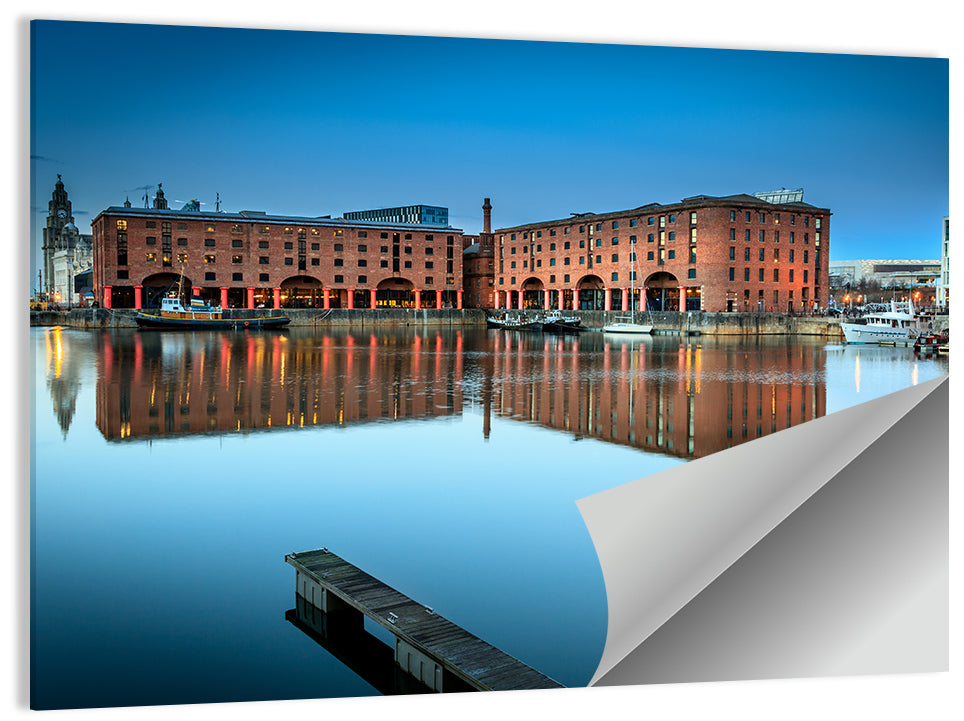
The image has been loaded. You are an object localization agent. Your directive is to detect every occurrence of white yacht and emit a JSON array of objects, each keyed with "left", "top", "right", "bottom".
[{"left": 840, "top": 300, "right": 926, "bottom": 344}]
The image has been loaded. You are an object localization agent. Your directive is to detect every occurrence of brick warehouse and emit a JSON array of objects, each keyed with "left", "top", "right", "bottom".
[
  {"left": 91, "top": 187, "right": 465, "bottom": 310},
  {"left": 492, "top": 193, "right": 830, "bottom": 314}
]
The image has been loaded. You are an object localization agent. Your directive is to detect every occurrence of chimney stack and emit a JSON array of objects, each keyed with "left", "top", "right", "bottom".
[{"left": 482, "top": 197, "right": 492, "bottom": 235}]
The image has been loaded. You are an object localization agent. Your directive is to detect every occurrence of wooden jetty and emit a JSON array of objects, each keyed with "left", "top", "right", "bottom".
[{"left": 285, "top": 548, "right": 564, "bottom": 693}]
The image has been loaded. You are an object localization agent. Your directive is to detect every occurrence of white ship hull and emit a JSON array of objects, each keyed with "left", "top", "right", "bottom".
[
  {"left": 601, "top": 322, "right": 654, "bottom": 334},
  {"left": 840, "top": 322, "right": 914, "bottom": 344}
]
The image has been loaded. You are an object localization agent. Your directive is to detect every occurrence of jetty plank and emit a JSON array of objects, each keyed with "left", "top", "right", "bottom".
[{"left": 286, "top": 549, "right": 563, "bottom": 692}]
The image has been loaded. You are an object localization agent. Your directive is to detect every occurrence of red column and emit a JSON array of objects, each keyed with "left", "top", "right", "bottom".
[
  {"left": 572, "top": 287, "right": 579, "bottom": 311},
  {"left": 347, "top": 288, "right": 354, "bottom": 309},
  {"left": 558, "top": 291, "right": 564, "bottom": 311},
  {"left": 220, "top": 287, "right": 228, "bottom": 308},
  {"left": 273, "top": 287, "right": 281, "bottom": 309},
  {"left": 543, "top": 289, "right": 550, "bottom": 310},
  {"left": 370, "top": 289, "right": 377, "bottom": 309},
  {"left": 457, "top": 290, "right": 463, "bottom": 310},
  {"left": 622, "top": 288, "right": 629, "bottom": 311},
  {"left": 323, "top": 288, "right": 330, "bottom": 310},
  {"left": 679, "top": 285, "right": 686, "bottom": 312},
  {"left": 517, "top": 292, "right": 524, "bottom": 311},
  {"left": 246, "top": 288, "right": 255, "bottom": 309},
  {"left": 414, "top": 289, "right": 421, "bottom": 309},
  {"left": 103, "top": 286, "right": 112, "bottom": 309},
  {"left": 604, "top": 287, "right": 611, "bottom": 311},
  {"left": 133, "top": 285, "right": 143, "bottom": 309}
]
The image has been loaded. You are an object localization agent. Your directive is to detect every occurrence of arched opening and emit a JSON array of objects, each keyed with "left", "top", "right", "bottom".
[
  {"left": 576, "top": 275, "right": 605, "bottom": 310},
  {"left": 376, "top": 277, "right": 415, "bottom": 308},
  {"left": 644, "top": 271, "right": 680, "bottom": 311},
  {"left": 521, "top": 277, "right": 545, "bottom": 309},
  {"left": 280, "top": 276, "right": 324, "bottom": 308},
  {"left": 141, "top": 272, "right": 184, "bottom": 307}
]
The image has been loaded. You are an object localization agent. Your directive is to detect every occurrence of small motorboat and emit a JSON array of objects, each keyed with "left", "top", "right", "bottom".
[{"left": 542, "top": 311, "right": 583, "bottom": 333}]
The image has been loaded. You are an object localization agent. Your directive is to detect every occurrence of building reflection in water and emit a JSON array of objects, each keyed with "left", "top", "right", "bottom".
[
  {"left": 480, "top": 331, "right": 826, "bottom": 459},
  {"left": 90, "top": 328, "right": 825, "bottom": 460},
  {"left": 94, "top": 329, "right": 464, "bottom": 441},
  {"left": 43, "top": 326, "right": 83, "bottom": 438}
]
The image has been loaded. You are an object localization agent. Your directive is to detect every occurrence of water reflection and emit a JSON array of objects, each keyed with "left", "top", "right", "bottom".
[
  {"left": 82, "top": 327, "right": 831, "bottom": 459},
  {"left": 285, "top": 596, "right": 438, "bottom": 696},
  {"left": 93, "top": 329, "right": 464, "bottom": 441},
  {"left": 43, "top": 326, "right": 83, "bottom": 437},
  {"left": 483, "top": 332, "right": 826, "bottom": 458}
]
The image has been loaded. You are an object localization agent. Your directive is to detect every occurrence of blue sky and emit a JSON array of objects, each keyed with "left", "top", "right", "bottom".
[{"left": 29, "top": 21, "right": 948, "bottom": 291}]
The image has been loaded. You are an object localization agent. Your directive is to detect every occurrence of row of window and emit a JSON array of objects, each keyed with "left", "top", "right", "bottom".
[
  {"left": 728, "top": 268, "right": 810, "bottom": 283},
  {"left": 729, "top": 228, "right": 820, "bottom": 245},
  {"left": 502, "top": 212, "right": 698, "bottom": 242},
  {"left": 499, "top": 269, "right": 700, "bottom": 286},
  {"left": 112, "top": 269, "right": 452, "bottom": 286},
  {"left": 728, "top": 210, "right": 820, "bottom": 227},
  {"left": 137, "top": 238, "right": 455, "bottom": 257},
  {"left": 729, "top": 247, "right": 812, "bottom": 263},
  {"left": 507, "top": 246, "right": 698, "bottom": 270},
  {"left": 117, "top": 219, "right": 457, "bottom": 242}
]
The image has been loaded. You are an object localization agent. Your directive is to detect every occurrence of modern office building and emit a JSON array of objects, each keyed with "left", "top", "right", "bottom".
[
  {"left": 91, "top": 187, "right": 464, "bottom": 310},
  {"left": 492, "top": 192, "right": 830, "bottom": 314},
  {"left": 344, "top": 205, "right": 448, "bottom": 226},
  {"left": 828, "top": 259, "right": 941, "bottom": 289}
]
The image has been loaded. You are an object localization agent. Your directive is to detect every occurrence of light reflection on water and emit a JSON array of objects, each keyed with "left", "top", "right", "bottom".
[{"left": 31, "top": 326, "right": 948, "bottom": 709}]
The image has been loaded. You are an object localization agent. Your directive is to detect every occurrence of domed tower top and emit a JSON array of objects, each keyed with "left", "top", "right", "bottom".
[{"left": 153, "top": 183, "right": 168, "bottom": 210}]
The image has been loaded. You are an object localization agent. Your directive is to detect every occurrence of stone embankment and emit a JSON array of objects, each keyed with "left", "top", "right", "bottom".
[{"left": 29, "top": 307, "right": 858, "bottom": 338}]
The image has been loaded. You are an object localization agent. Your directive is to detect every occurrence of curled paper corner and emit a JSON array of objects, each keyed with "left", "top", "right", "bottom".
[{"left": 578, "top": 376, "right": 948, "bottom": 687}]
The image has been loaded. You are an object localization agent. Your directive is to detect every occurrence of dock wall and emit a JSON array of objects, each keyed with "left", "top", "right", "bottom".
[{"left": 30, "top": 307, "right": 858, "bottom": 338}]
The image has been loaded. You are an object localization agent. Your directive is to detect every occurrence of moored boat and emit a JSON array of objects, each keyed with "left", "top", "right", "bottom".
[
  {"left": 486, "top": 313, "right": 542, "bottom": 331},
  {"left": 601, "top": 249, "right": 652, "bottom": 334},
  {"left": 840, "top": 300, "right": 926, "bottom": 344},
  {"left": 913, "top": 329, "right": 949, "bottom": 354},
  {"left": 601, "top": 319, "right": 654, "bottom": 334},
  {"left": 542, "top": 311, "right": 583, "bottom": 333},
  {"left": 134, "top": 292, "right": 290, "bottom": 330}
]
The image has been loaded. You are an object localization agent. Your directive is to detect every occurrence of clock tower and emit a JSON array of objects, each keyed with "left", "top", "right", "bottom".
[{"left": 42, "top": 175, "right": 75, "bottom": 297}]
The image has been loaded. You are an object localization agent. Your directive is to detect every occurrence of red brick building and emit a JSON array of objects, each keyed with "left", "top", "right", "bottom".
[
  {"left": 492, "top": 193, "right": 830, "bottom": 313},
  {"left": 91, "top": 187, "right": 465, "bottom": 310}
]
